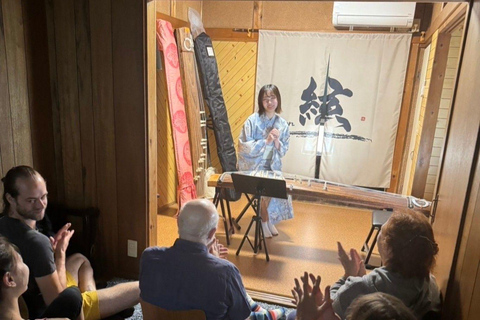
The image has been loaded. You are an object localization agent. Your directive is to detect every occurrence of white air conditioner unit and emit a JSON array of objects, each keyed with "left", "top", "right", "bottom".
[{"left": 332, "top": 2, "right": 416, "bottom": 29}]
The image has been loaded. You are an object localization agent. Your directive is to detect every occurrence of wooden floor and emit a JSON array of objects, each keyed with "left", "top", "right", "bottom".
[{"left": 157, "top": 196, "right": 377, "bottom": 299}]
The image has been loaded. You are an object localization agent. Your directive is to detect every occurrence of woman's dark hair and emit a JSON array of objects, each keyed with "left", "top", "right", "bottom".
[
  {"left": 0, "top": 237, "right": 20, "bottom": 300},
  {"left": 1, "top": 166, "right": 40, "bottom": 215},
  {"left": 346, "top": 292, "right": 416, "bottom": 320},
  {"left": 257, "top": 84, "right": 282, "bottom": 115},
  {"left": 381, "top": 211, "right": 439, "bottom": 279}
]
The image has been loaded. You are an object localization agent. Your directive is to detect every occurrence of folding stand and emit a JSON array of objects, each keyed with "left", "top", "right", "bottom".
[
  {"left": 232, "top": 173, "right": 288, "bottom": 261},
  {"left": 212, "top": 188, "right": 234, "bottom": 245}
]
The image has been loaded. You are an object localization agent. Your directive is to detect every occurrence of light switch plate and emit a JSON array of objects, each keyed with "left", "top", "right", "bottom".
[{"left": 127, "top": 240, "right": 137, "bottom": 258}]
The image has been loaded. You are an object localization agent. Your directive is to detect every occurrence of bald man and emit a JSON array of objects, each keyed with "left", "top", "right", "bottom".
[{"left": 139, "top": 199, "right": 251, "bottom": 320}]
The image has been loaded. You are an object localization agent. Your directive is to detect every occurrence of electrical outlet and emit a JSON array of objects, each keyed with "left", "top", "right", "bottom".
[{"left": 127, "top": 240, "right": 137, "bottom": 258}]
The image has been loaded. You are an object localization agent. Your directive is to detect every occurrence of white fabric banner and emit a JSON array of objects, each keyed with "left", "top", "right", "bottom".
[{"left": 256, "top": 31, "right": 411, "bottom": 187}]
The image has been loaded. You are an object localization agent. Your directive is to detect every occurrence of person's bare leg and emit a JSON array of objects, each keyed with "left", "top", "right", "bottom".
[
  {"left": 96, "top": 281, "right": 140, "bottom": 318},
  {"left": 260, "top": 198, "right": 273, "bottom": 238},
  {"left": 66, "top": 253, "right": 96, "bottom": 292},
  {"left": 260, "top": 197, "right": 271, "bottom": 222}
]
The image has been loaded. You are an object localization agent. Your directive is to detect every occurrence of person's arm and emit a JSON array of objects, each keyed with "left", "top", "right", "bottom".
[
  {"left": 291, "top": 272, "right": 340, "bottom": 320},
  {"left": 274, "top": 121, "right": 290, "bottom": 157},
  {"left": 36, "top": 271, "right": 69, "bottom": 306},
  {"left": 49, "top": 223, "right": 74, "bottom": 289},
  {"left": 238, "top": 117, "right": 268, "bottom": 158},
  {"left": 227, "top": 266, "right": 252, "bottom": 320},
  {"left": 331, "top": 277, "right": 371, "bottom": 320}
]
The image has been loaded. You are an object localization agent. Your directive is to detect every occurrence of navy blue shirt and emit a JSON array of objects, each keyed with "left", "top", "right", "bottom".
[{"left": 139, "top": 239, "right": 251, "bottom": 320}]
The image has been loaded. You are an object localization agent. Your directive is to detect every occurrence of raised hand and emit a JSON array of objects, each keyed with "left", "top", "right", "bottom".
[
  {"left": 270, "top": 128, "right": 280, "bottom": 140},
  {"left": 208, "top": 237, "right": 228, "bottom": 259},
  {"left": 217, "top": 242, "right": 229, "bottom": 260},
  {"left": 292, "top": 272, "right": 340, "bottom": 320},
  {"left": 337, "top": 242, "right": 365, "bottom": 278},
  {"left": 49, "top": 223, "right": 74, "bottom": 256}
]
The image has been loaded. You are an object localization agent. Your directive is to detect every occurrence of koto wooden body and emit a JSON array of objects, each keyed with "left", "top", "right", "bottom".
[
  {"left": 208, "top": 173, "right": 431, "bottom": 216},
  {"left": 175, "top": 27, "right": 207, "bottom": 197}
]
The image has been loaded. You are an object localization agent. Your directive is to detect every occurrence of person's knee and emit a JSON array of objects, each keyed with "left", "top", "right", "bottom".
[
  {"left": 42, "top": 286, "right": 83, "bottom": 319},
  {"left": 68, "top": 253, "right": 90, "bottom": 264}
]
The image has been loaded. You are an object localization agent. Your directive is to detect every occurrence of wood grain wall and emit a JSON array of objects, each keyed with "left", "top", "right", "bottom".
[
  {"left": 42, "top": 0, "right": 149, "bottom": 278},
  {"left": 0, "top": 0, "right": 43, "bottom": 207},
  {"left": 434, "top": 2, "right": 480, "bottom": 318}
]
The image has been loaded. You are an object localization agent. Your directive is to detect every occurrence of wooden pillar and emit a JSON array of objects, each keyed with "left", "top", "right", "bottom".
[{"left": 411, "top": 32, "right": 451, "bottom": 198}]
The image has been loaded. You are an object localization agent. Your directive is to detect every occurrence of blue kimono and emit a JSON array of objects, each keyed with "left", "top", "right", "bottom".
[{"left": 238, "top": 113, "right": 294, "bottom": 224}]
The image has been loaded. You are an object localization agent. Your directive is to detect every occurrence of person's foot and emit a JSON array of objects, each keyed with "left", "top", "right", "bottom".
[
  {"left": 262, "top": 222, "right": 272, "bottom": 238},
  {"left": 267, "top": 221, "right": 278, "bottom": 236}
]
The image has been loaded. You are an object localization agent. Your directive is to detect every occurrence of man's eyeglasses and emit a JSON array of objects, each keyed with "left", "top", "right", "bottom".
[{"left": 262, "top": 96, "right": 277, "bottom": 102}]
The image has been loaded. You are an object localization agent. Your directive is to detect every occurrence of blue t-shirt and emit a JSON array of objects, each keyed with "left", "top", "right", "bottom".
[{"left": 139, "top": 239, "right": 251, "bottom": 320}]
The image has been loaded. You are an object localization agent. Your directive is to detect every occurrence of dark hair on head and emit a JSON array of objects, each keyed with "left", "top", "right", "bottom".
[
  {"left": 257, "top": 84, "right": 282, "bottom": 115},
  {"left": 381, "top": 211, "right": 438, "bottom": 279},
  {"left": 1, "top": 166, "right": 41, "bottom": 215},
  {"left": 0, "top": 237, "right": 20, "bottom": 300},
  {"left": 346, "top": 292, "right": 416, "bottom": 320}
]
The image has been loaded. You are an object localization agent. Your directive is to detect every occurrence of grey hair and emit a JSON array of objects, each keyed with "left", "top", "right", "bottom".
[{"left": 177, "top": 199, "right": 219, "bottom": 244}]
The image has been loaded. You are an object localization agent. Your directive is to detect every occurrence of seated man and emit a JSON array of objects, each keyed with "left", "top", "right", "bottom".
[
  {"left": 0, "top": 166, "right": 140, "bottom": 320},
  {"left": 139, "top": 199, "right": 285, "bottom": 320}
]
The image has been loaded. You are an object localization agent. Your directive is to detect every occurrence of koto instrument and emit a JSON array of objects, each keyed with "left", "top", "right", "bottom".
[
  {"left": 208, "top": 172, "right": 431, "bottom": 217},
  {"left": 175, "top": 27, "right": 207, "bottom": 197},
  {"left": 157, "top": 20, "right": 196, "bottom": 207},
  {"left": 193, "top": 32, "right": 240, "bottom": 201}
]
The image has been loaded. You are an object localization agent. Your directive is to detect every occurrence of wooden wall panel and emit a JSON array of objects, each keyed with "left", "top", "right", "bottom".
[
  {"left": 1, "top": 0, "right": 33, "bottom": 167},
  {"left": 407, "top": 34, "right": 437, "bottom": 195},
  {"left": 432, "top": 0, "right": 480, "bottom": 296},
  {"left": 42, "top": 0, "right": 149, "bottom": 277},
  {"left": 441, "top": 2, "right": 480, "bottom": 318},
  {"left": 89, "top": 0, "right": 118, "bottom": 275},
  {"left": 53, "top": 0, "right": 84, "bottom": 208},
  {"left": 74, "top": 0, "right": 97, "bottom": 208},
  {"left": 45, "top": 0, "right": 65, "bottom": 203},
  {"left": 411, "top": 32, "right": 451, "bottom": 198},
  {"left": 262, "top": 1, "right": 335, "bottom": 31},
  {"left": 22, "top": 0, "right": 58, "bottom": 201},
  {"left": 171, "top": 1, "right": 201, "bottom": 22},
  {"left": 388, "top": 38, "right": 421, "bottom": 193},
  {"left": 0, "top": 1, "right": 15, "bottom": 176},
  {"left": 112, "top": 0, "right": 147, "bottom": 276},
  {"left": 147, "top": 1, "right": 158, "bottom": 247},
  {"left": 202, "top": 1, "right": 253, "bottom": 29}
]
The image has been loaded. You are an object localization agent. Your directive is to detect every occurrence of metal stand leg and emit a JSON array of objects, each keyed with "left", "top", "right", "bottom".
[
  {"left": 235, "top": 196, "right": 269, "bottom": 261},
  {"left": 213, "top": 188, "right": 231, "bottom": 245},
  {"left": 233, "top": 194, "right": 254, "bottom": 230}
]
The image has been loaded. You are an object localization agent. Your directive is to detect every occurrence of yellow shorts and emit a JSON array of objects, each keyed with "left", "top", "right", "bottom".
[{"left": 66, "top": 271, "right": 101, "bottom": 320}]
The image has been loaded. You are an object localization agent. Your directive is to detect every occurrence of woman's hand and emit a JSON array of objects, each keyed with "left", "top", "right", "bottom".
[
  {"left": 292, "top": 272, "right": 340, "bottom": 320},
  {"left": 269, "top": 128, "right": 281, "bottom": 149},
  {"left": 337, "top": 242, "right": 366, "bottom": 278}
]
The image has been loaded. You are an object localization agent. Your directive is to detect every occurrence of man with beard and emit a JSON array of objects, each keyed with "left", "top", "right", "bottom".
[{"left": 0, "top": 166, "right": 140, "bottom": 320}]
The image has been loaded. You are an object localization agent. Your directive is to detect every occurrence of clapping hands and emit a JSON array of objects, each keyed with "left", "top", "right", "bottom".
[
  {"left": 292, "top": 272, "right": 340, "bottom": 320},
  {"left": 337, "top": 242, "right": 366, "bottom": 278},
  {"left": 208, "top": 238, "right": 228, "bottom": 260},
  {"left": 49, "top": 223, "right": 74, "bottom": 257}
]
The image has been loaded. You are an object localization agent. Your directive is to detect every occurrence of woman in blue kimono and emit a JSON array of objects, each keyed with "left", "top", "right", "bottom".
[{"left": 238, "top": 84, "right": 294, "bottom": 238}]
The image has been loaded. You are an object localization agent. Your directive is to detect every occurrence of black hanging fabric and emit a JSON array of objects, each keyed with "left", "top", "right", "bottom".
[{"left": 194, "top": 32, "right": 241, "bottom": 201}]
